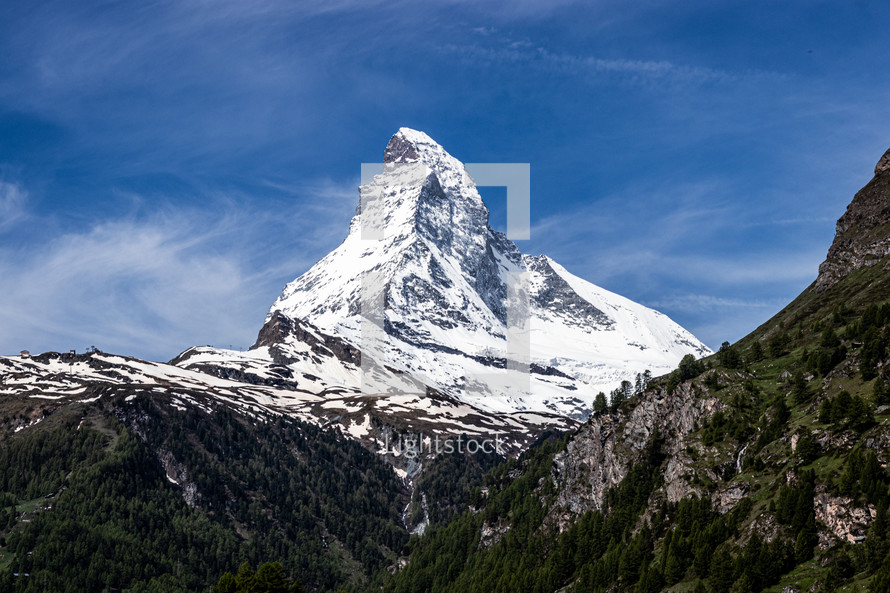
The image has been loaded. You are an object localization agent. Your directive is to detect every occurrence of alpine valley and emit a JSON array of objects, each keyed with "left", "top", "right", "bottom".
[{"left": 1, "top": 133, "right": 890, "bottom": 593}]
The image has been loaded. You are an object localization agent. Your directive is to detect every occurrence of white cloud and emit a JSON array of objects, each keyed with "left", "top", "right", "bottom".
[
  {"left": 0, "top": 178, "right": 358, "bottom": 361},
  {"left": 646, "top": 294, "right": 788, "bottom": 313},
  {"left": 443, "top": 42, "right": 785, "bottom": 87}
]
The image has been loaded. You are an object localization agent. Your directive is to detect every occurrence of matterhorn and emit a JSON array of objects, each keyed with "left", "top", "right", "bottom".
[{"left": 183, "top": 128, "right": 710, "bottom": 418}]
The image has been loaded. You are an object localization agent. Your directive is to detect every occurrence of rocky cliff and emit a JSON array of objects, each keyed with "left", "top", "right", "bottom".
[
  {"left": 816, "top": 147, "right": 890, "bottom": 292},
  {"left": 551, "top": 379, "right": 723, "bottom": 528}
]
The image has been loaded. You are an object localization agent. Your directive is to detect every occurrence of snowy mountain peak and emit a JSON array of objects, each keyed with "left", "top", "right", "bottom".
[
  {"left": 383, "top": 128, "right": 459, "bottom": 171},
  {"left": 257, "top": 129, "right": 711, "bottom": 417},
  {"left": 384, "top": 128, "right": 435, "bottom": 163},
  {"left": 376, "top": 128, "right": 484, "bottom": 216}
]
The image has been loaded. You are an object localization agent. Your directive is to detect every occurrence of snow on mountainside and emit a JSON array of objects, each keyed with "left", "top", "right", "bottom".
[
  {"left": 1, "top": 348, "right": 568, "bottom": 462},
  {"left": 175, "top": 128, "right": 710, "bottom": 417},
  {"left": 245, "top": 128, "right": 710, "bottom": 417},
  {"left": 524, "top": 255, "right": 711, "bottom": 392}
]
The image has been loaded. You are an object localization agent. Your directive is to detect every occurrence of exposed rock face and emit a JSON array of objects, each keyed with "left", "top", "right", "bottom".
[
  {"left": 254, "top": 311, "right": 361, "bottom": 366},
  {"left": 115, "top": 403, "right": 201, "bottom": 507},
  {"left": 480, "top": 518, "right": 510, "bottom": 548},
  {"left": 715, "top": 482, "right": 750, "bottom": 514},
  {"left": 746, "top": 513, "right": 782, "bottom": 544},
  {"left": 814, "top": 492, "right": 877, "bottom": 545},
  {"left": 158, "top": 450, "right": 199, "bottom": 507},
  {"left": 524, "top": 255, "right": 613, "bottom": 329},
  {"left": 876, "top": 147, "right": 890, "bottom": 176},
  {"left": 550, "top": 381, "right": 722, "bottom": 528},
  {"left": 815, "top": 146, "right": 890, "bottom": 292},
  {"left": 384, "top": 132, "right": 421, "bottom": 164}
]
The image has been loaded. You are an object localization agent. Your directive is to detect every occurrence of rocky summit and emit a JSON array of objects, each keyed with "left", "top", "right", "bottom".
[{"left": 216, "top": 128, "right": 710, "bottom": 419}]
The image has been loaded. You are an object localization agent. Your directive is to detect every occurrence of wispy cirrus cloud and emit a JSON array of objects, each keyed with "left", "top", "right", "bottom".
[
  {"left": 0, "top": 177, "right": 357, "bottom": 360},
  {"left": 644, "top": 293, "right": 792, "bottom": 348},
  {"left": 443, "top": 42, "right": 786, "bottom": 86},
  {"left": 647, "top": 294, "right": 789, "bottom": 313}
]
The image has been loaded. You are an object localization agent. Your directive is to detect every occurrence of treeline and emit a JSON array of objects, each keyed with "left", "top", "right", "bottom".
[
  {"left": 0, "top": 396, "right": 412, "bottom": 592},
  {"left": 126, "top": 397, "right": 409, "bottom": 584},
  {"left": 2, "top": 425, "right": 241, "bottom": 592},
  {"left": 847, "top": 302, "right": 890, "bottom": 380}
]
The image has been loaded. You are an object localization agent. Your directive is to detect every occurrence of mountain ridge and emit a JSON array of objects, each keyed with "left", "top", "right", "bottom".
[{"left": 256, "top": 127, "right": 710, "bottom": 418}]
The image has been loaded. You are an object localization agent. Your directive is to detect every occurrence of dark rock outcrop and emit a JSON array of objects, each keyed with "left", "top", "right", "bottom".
[
  {"left": 254, "top": 310, "right": 361, "bottom": 366},
  {"left": 815, "top": 146, "right": 890, "bottom": 292}
]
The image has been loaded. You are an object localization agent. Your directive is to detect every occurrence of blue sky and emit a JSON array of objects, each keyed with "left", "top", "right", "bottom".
[{"left": 1, "top": 0, "right": 888, "bottom": 361}]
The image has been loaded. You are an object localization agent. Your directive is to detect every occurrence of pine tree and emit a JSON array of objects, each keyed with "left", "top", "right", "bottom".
[
  {"left": 768, "top": 332, "right": 790, "bottom": 357},
  {"left": 796, "top": 434, "right": 817, "bottom": 465},
  {"left": 709, "top": 549, "right": 735, "bottom": 593},
  {"left": 749, "top": 341, "right": 764, "bottom": 362},
  {"left": 635, "top": 561, "right": 663, "bottom": 593},
  {"left": 871, "top": 566, "right": 890, "bottom": 593},
  {"left": 822, "top": 327, "right": 840, "bottom": 348},
  {"left": 213, "top": 572, "right": 237, "bottom": 593},
  {"left": 256, "top": 562, "right": 289, "bottom": 593},
  {"left": 866, "top": 501, "right": 888, "bottom": 572},
  {"left": 618, "top": 534, "right": 646, "bottom": 584},
  {"left": 839, "top": 450, "right": 862, "bottom": 497},
  {"left": 874, "top": 377, "right": 889, "bottom": 405},
  {"left": 664, "top": 552, "right": 685, "bottom": 585},
  {"left": 718, "top": 342, "right": 742, "bottom": 369},
  {"left": 730, "top": 572, "right": 754, "bottom": 593},
  {"left": 621, "top": 380, "right": 634, "bottom": 400},
  {"left": 832, "top": 390, "right": 852, "bottom": 424},
  {"left": 861, "top": 451, "right": 882, "bottom": 502},
  {"left": 593, "top": 392, "right": 608, "bottom": 414},
  {"left": 611, "top": 386, "right": 627, "bottom": 409},
  {"left": 819, "top": 398, "right": 833, "bottom": 424},
  {"left": 791, "top": 371, "right": 810, "bottom": 404},
  {"left": 794, "top": 515, "right": 818, "bottom": 563},
  {"left": 661, "top": 528, "right": 673, "bottom": 575},
  {"left": 849, "top": 394, "right": 874, "bottom": 431},
  {"left": 791, "top": 473, "right": 816, "bottom": 534},
  {"left": 773, "top": 394, "right": 791, "bottom": 426},
  {"left": 678, "top": 354, "right": 705, "bottom": 381},
  {"left": 693, "top": 540, "right": 712, "bottom": 578},
  {"left": 235, "top": 562, "right": 257, "bottom": 592}
]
